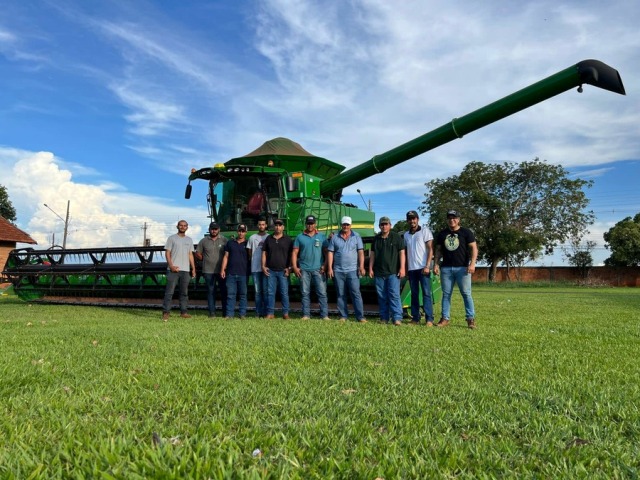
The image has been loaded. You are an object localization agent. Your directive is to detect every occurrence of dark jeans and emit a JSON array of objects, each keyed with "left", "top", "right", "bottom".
[
  {"left": 162, "top": 270, "right": 190, "bottom": 314},
  {"left": 266, "top": 270, "right": 289, "bottom": 316},
  {"left": 408, "top": 269, "right": 434, "bottom": 322},
  {"left": 204, "top": 273, "right": 227, "bottom": 316},
  {"left": 226, "top": 274, "right": 248, "bottom": 317},
  {"left": 252, "top": 271, "right": 268, "bottom": 317}
]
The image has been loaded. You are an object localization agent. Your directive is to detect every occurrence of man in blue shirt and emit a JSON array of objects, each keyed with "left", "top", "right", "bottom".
[
  {"left": 327, "top": 216, "right": 366, "bottom": 323},
  {"left": 292, "top": 215, "right": 329, "bottom": 320}
]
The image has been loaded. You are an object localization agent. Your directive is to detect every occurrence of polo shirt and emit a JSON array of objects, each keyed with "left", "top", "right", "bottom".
[
  {"left": 293, "top": 231, "right": 327, "bottom": 271},
  {"left": 263, "top": 234, "right": 293, "bottom": 271},
  {"left": 371, "top": 231, "right": 405, "bottom": 277},
  {"left": 224, "top": 239, "right": 249, "bottom": 276},
  {"left": 403, "top": 225, "right": 434, "bottom": 271},
  {"left": 196, "top": 235, "right": 227, "bottom": 274},
  {"left": 327, "top": 230, "right": 364, "bottom": 273}
]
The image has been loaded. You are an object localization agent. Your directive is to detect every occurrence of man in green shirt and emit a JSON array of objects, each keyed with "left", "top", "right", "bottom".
[{"left": 368, "top": 216, "right": 406, "bottom": 325}]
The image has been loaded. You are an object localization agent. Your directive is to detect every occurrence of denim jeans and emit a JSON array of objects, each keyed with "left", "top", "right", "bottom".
[
  {"left": 374, "top": 274, "right": 403, "bottom": 322},
  {"left": 440, "top": 266, "right": 475, "bottom": 320},
  {"left": 225, "top": 274, "right": 248, "bottom": 317},
  {"left": 204, "top": 273, "right": 227, "bottom": 316},
  {"left": 300, "top": 269, "right": 328, "bottom": 318},
  {"left": 266, "top": 270, "right": 290, "bottom": 316},
  {"left": 162, "top": 270, "right": 191, "bottom": 314},
  {"left": 334, "top": 270, "right": 365, "bottom": 321},
  {"left": 407, "top": 269, "right": 434, "bottom": 322},
  {"left": 252, "top": 271, "right": 268, "bottom": 317}
]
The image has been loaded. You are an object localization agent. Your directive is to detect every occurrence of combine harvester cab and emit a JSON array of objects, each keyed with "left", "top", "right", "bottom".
[{"left": 4, "top": 60, "right": 626, "bottom": 306}]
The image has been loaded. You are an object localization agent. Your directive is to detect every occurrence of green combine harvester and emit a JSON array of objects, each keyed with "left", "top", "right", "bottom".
[{"left": 3, "top": 59, "right": 626, "bottom": 309}]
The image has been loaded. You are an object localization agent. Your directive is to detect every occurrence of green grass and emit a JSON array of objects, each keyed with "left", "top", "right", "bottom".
[{"left": 1, "top": 287, "right": 639, "bottom": 478}]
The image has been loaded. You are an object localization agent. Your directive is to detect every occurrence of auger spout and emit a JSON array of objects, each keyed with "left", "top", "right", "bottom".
[{"left": 320, "top": 59, "right": 625, "bottom": 197}]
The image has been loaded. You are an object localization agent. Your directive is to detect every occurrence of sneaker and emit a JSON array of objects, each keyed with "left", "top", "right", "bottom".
[
  {"left": 180, "top": 313, "right": 191, "bottom": 318},
  {"left": 393, "top": 320, "right": 402, "bottom": 326},
  {"left": 426, "top": 321, "right": 434, "bottom": 327},
  {"left": 358, "top": 318, "right": 368, "bottom": 323},
  {"left": 437, "top": 318, "right": 450, "bottom": 327},
  {"left": 162, "top": 312, "right": 170, "bottom": 322},
  {"left": 321, "top": 317, "right": 331, "bottom": 321},
  {"left": 283, "top": 314, "right": 290, "bottom": 319},
  {"left": 301, "top": 316, "right": 311, "bottom": 321},
  {"left": 466, "top": 318, "right": 477, "bottom": 329}
]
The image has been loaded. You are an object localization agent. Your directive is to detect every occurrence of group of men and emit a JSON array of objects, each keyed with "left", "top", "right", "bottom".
[{"left": 161, "top": 209, "right": 477, "bottom": 329}]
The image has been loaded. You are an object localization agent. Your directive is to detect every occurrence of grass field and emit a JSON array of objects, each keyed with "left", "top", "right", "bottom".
[{"left": 1, "top": 286, "right": 639, "bottom": 478}]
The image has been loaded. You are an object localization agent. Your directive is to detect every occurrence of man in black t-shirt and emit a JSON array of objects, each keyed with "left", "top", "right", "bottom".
[
  {"left": 261, "top": 219, "right": 293, "bottom": 319},
  {"left": 433, "top": 210, "right": 478, "bottom": 329}
]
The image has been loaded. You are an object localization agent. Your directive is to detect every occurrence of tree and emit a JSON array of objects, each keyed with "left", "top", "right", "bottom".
[
  {"left": 603, "top": 213, "right": 640, "bottom": 266},
  {"left": 392, "top": 220, "right": 409, "bottom": 234},
  {"left": 564, "top": 236, "right": 596, "bottom": 279},
  {"left": 420, "top": 159, "right": 594, "bottom": 281},
  {"left": 0, "top": 184, "right": 17, "bottom": 222}
]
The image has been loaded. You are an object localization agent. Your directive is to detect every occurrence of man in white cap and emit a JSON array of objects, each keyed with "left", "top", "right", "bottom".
[
  {"left": 291, "top": 215, "right": 329, "bottom": 320},
  {"left": 327, "top": 216, "right": 367, "bottom": 323}
]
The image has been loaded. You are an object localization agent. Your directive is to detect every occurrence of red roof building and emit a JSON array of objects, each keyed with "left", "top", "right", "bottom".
[{"left": 0, "top": 216, "right": 37, "bottom": 279}]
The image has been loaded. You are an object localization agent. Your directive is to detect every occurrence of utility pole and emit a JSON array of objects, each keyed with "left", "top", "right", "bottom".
[
  {"left": 62, "top": 200, "right": 70, "bottom": 250},
  {"left": 44, "top": 200, "right": 70, "bottom": 249},
  {"left": 142, "top": 222, "right": 150, "bottom": 246}
]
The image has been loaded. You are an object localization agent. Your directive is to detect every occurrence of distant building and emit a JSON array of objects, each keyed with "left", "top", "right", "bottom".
[{"left": 0, "top": 216, "right": 37, "bottom": 280}]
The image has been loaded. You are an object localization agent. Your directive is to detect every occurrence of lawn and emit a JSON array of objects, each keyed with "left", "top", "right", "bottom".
[{"left": 0, "top": 286, "right": 638, "bottom": 478}]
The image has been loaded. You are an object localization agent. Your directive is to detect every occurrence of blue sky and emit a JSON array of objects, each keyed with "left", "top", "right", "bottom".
[{"left": 1, "top": 0, "right": 638, "bottom": 265}]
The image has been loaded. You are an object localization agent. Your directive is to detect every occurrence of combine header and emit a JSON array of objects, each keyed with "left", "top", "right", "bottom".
[{"left": 3, "top": 59, "right": 626, "bottom": 303}]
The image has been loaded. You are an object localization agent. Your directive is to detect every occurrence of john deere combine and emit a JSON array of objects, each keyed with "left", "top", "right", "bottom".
[{"left": 3, "top": 59, "right": 626, "bottom": 304}]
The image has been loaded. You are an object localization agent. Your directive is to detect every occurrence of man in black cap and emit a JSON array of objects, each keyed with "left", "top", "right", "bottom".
[
  {"left": 403, "top": 210, "right": 435, "bottom": 326},
  {"left": 433, "top": 210, "right": 478, "bottom": 329},
  {"left": 195, "top": 222, "right": 228, "bottom": 317},
  {"left": 291, "top": 215, "right": 329, "bottom": 320},
  {"left": 368, "top": 216, "right": 406, "bottom": 325},
  {"left": 221, "top": 224, "right": 250, "bottom": 319},
  {"left": 262, "top": 218, "right": 293, "bottom": 319}
]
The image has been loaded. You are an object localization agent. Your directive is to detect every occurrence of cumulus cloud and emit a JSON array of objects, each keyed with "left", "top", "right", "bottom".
[{"left": 0, "top": 147, "right": 206, "bottom": 248}]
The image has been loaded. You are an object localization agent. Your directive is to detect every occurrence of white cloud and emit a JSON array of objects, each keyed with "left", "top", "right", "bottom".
[{"left": 0, "top": 147, "right": 206, "bottom": 248}]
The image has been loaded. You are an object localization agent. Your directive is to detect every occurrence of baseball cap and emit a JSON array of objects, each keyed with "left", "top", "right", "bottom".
[
  {"left": 379, "top": 216, "right": 391, "bottom": 225},
  {"left": 237, "top": 224, "right": 247, "bottom": 231},
  {"left": 274, "top": 219, "right": 284, "bottom": 225},
  {"left": 447, "top": 210, "right": 461, "bottom": 218},
  {"left": 305, "top": 215, "right": 316, "bottom": 224},
  {"left": 341, "top": 216, "right": 352, "bottom": 225},
  {"left": 406, "top": 210, "right": 419, "bottom": 219},
  {"left": 209, "top": 222, "right": 220, "bottom": 229}
]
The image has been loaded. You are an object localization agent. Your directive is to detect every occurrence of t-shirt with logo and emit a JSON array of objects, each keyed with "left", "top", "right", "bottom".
[{"left": 436, "top": 227, "right": 476, "bottom": 267}]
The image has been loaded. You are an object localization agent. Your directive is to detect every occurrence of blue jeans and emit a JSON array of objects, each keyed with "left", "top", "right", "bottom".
[
  {"left": 162, "top": 270, "right": 190, "bottom": 314},
  {"left": 204, "top": 273, "right": 227, "bottom": 316},
  {"left": 408, "top": 269, "right": 434, "bottom": 322},
  {"left": 225, "top": 274, "right": 248, "bottom": 317},
  {"left": 266, "top": 270, "right": 290, "bottom": 316},
  {"left": 374, "top": 274, "right": 403, "bottom": 322},
  {"left": 300, "top": 269, "right": 328, "bottom": 318},
  {"left": 440, "top": 266, "right": 475, "bottom": 320},
  {"left": 252, "top": 272, "right": 268, "bottom": 317},
  {"left": 334, "top": 270, "right": 365, "bottom": 321}
]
